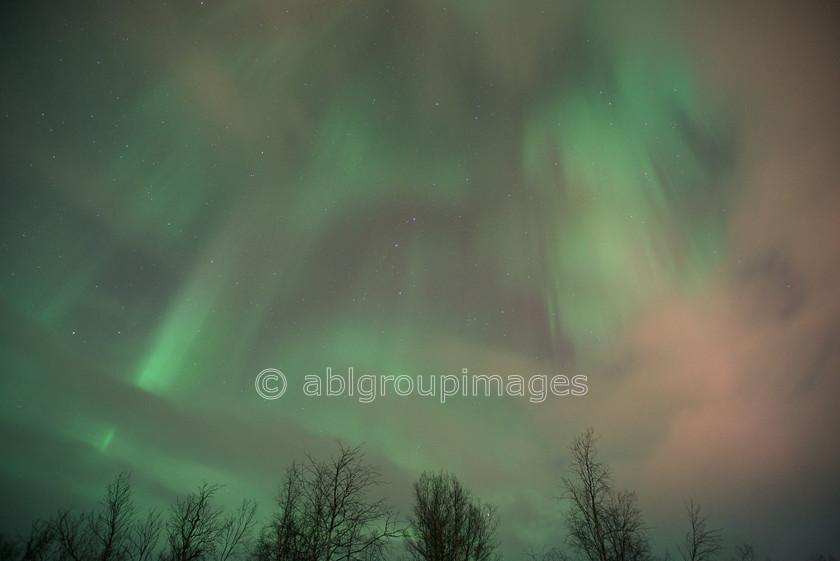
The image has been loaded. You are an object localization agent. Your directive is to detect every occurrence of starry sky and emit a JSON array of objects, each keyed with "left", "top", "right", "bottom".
[{"left": 1, "top": 1, "right": 839, "bottom": 558}]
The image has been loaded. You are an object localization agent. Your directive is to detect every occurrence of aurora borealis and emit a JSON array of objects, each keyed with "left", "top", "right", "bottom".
[{"left": 1, "top": 1, "right": 839, "bottom": 557}]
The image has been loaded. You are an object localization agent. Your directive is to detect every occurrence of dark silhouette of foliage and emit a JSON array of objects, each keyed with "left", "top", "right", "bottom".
[
  {"left": 404, "top": 470, "right": 500, "bottom": 561},
  {"left": 734, "top": 543, "right": 757, "bottom": 561},
  {"left": 0, "top": 533, "right": 20, "bottom": 561},
  {"left": 162, "top": 482, "right": 257, "bottom": 561},
  {"left": 560, "top": 427, "right": 649, "bottom": 561},
  {"left": 0, "top": 439, "right": 829, "bottom": 561},
  {"left": 522, "top": 544, "right": 569, "bottom": 561},
  {"left": 51, "top": 472, "right": 160, "bottom": 561},
  {"left": 678, "top": 498, "right": 723, "bottom": 561},
  {"left": 17, "top": 520, "right": 53, "bottom": 561},
  {"left": 253, "top": 441, "right": 401, "bottom": 561},
  {"left": 0, "top": 472, "right": 254, "bottom": 561}
]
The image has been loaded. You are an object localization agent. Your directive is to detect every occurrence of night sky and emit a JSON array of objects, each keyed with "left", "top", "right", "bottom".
[{"left": 1, "top": 1, "right": 839, "bottom": 558}]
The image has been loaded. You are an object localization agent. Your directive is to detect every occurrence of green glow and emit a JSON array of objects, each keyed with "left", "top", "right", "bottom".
[
  {"left": 99, "top": 427, "right": 116, "bottom": 453},
  {"left": 134, "top": 261, "right": 226, "bottom": 394},
  {"left": 522, "top": 57, "right": 732, "bottom": 358}
]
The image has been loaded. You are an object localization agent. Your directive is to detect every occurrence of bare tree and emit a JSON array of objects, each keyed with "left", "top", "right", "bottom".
[
  {"left": 18, "top": 520, "right": 55, "bottom": 561},
  {"left": 602, "top": 489, "right": 648, "bottom": 561},
  {"left": 6, "top": 473, "right": 254, "bottom": 561},
  {"left": 678, "top": 499, "right": 722, "bottom": 561},
  {"left": 93, "top": 471, "right": 136, "bottom": 561},
  {"left": 162, "top": 482, "right": 256, "bottom": 561},
  {"left": 254, "top": 442, "right": 401, "bottom": 561},
  {"left": 215, "top": 498, "right": 258, "bottom": 561},
  {"left": 733, "top": 543, "right": 756, "bottom": 561},
  {"left": 0, "top": 533, "right": 20, "bottom": 561},
  {"left": 49, "top": 472, "right": 164, "bottom": 561},
  {"left": 52, "top": 472, "right": 141, "bottom": 561},
  {"left": 404, "top": 470, "right": 500, "bottom": 561},
  {"left": 523, "top": 545, "right": 570, "bottom": 561},
  {"left": 128, "top": 508, "right": 162, "bottom": 561},
  {"left": 0, "top": 522, "right": 55, "bottom": 561},
  {"left": 560, "top": 428, "right": 649, "bottom": 561},
  {"left": 252, "top": 464, "right": 304, "bottom": 560},
  {"left": 52, "top": 507, "right": 89, "bottom": 561}
]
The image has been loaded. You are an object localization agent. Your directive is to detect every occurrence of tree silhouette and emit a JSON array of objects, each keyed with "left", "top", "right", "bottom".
[
  {"left": 0, "top": 472, "right": 266, "bottom": 561},
  {"left": 130, "top": 508, "right": 162, "bottom": 561},
  {"left": 733, "top": 543, "right": 756, "bottom": 561},
  {"left": 404, "top": 470, "right": 500, "bottom": 561},
  {"left": 0, "top": 532, "right": 20, "bottom": 561},
  {"left": 253, "top": 441, "right": 401, "bottom": 561},
  {"left": 560, "top": 428, "right": 649, "bottom": 561},
  {"left": 51, "top": 472, "right": 161, "bottom": 561},
  {"left": 18, "top": 520, "right": 53, "bottom": 561},
  {"left": 162, "top": 482, "right": 257, "bottom": 561},
  {"left": 522, "top": 545, "right": 570, "bottom": 561},
  {"left": 678, "top": 498, "right": 723, "bottom": 561}
]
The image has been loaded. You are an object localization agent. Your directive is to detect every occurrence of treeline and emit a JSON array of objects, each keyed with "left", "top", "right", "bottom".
[
  {"left": 0, "top": 430, "right": 832, "bottom": 561},
  {"left": 0, "top": 442, "right": 498, "bottom": 561}
]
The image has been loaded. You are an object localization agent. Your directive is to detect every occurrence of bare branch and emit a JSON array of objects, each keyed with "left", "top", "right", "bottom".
[
  {"left": 214, "top": 499, "right": 258, "bottom": 561},
  {"left": 522, "top": 545, "right": 570, "bottom": 561},
  {"left": 129, "top": 508, "right": 162, "bottom": 561},
  {"left": 734, "top": 543, "right": 756, "bottom": 561},
  {"left": 677, "top": 498, "right": 723, "bottom": 561},
  {"left": 254, "top": 441, "right": 401, "bottom": 561},
  {"left": 164, "top": 482, "right": 226, "bottom": 561},
  {"left": 405, "top": 470, "right": 500, "bottom": 561},
  {"left": 560, "top": 428, "right": 649, "bottom": 561}
]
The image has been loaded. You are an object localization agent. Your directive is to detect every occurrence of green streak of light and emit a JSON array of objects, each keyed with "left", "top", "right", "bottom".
[{"left": 99, "top": 427, "right": 116, "bottom": 453}]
